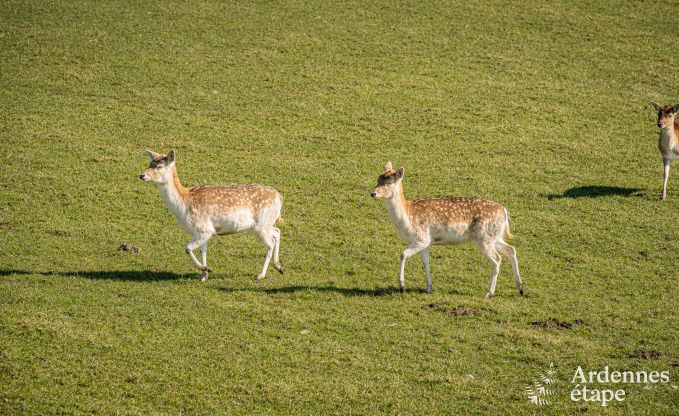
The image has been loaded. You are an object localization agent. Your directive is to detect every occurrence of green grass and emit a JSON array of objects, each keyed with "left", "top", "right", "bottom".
[{"left": 1, "top": 0, "right": 678, "bottom": 414}]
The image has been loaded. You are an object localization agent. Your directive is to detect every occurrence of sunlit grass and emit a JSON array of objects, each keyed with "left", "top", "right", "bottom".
[{"left": 1, "top": 1, "right": 678, "bottom": 414}]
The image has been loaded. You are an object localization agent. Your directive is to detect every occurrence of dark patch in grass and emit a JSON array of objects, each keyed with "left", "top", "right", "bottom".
[
  {"left": 447, "top": 306, "right": 491, "bottom": 317},
  {"left": 424, "top": 303, "right": 437, "bottom": 312},
  {"left": 530, "top": 318, "right": 586, "bottom": 330},
  {"left": 0, "top": 269, "right": 192, "bottom": 281},
  {"left": 117, "top": 244, "right": 140, "bottom": 254},
  {"left": 49, "top": 230, "right": 69, "bottom": 237},
  {"left": 625, "top": 349, "right": 663, "bottom": 360},
  {"left": 0, "top": 222, "right": 10, "bottom": 230},
  {"left": 546, "top": 186, "right": 643, "bottom": 200},
  {"left": 218, "top": 285, "right": 427, "bottom": 297},
  {"left": 423, "top": 303, "right": 492, "bottom": 317}
]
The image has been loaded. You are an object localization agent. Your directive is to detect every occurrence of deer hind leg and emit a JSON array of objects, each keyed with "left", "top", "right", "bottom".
[
  {"left": 495, "top": 240, "right": 523, "bottom": 295},
  {"left": 272, "top": 227, "right": 283, "bottom": 274},
  {"left": 661, "top": 159, "right": 670, "bottom": 200},
  {"left": 479, "top": 242, "right": 501, "bottom": 298},
  {"left": 185, "top": 234, "right": 212, "bottom": 279},
  {"left": 254, "top": 228, "right": 276, "bottom": 281}
]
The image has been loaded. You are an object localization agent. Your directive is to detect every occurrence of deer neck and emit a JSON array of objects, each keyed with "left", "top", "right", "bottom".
[
  {"left": 660, "top": 125, "right": 676, "bottom": 138},
  {"left": 385, "top": 183, "right": 412, "bottom": 235},
  {"left": 157, "top": 166, "right": 190, "bottom": 219}
]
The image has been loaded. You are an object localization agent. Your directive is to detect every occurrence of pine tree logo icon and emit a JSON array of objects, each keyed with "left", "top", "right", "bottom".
[{"left": 525, "top": 363, "right": 557, "bottom": 406}]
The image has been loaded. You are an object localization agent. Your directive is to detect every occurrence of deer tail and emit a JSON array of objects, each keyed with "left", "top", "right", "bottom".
[{"left": 504, "top": 208, "right": 514, "bottom": 239}]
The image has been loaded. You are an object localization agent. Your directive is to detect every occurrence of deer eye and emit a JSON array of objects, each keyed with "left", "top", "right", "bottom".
[{"left": 156, "top": 165, "right": 164, "bottom": 169}]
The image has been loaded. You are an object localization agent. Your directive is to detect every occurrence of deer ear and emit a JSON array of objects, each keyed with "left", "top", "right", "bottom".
[
  {"left": 146, "top": 149, "right": 159, "bottom": 160},
  {"left": 672, "top": 104, "right": 679, "bottom": 113},
  {"left": 384, "top": 161, "right": 393, "bottom": 172},
  {"left": 395, "top": 167, "right": 405, "bottom": 180},
  {"left": 651, "top": 102, "right": 662, "bottom": 111},
  {"left": 167, "top": 150, "right": 176, "bottom": 164}
]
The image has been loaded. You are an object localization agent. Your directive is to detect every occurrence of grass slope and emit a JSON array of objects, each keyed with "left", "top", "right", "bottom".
[{"left": 1, "top": 1, "right": 678, "bottom": 414}]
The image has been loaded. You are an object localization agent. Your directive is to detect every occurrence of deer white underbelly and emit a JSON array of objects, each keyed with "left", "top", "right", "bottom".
[
  {"left": 211, "top": 208, "right": 256, "bottom": 235},
  {"left": 431, "top": 224, "right": 471, "bottom": 244}
]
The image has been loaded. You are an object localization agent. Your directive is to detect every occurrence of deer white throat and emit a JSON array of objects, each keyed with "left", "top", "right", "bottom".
[
  {"left": 157, "top": 170, "right": 189, "bottom": 224},
  {"left": 385, "top": 185, "right": 412, "bottom": 237}
]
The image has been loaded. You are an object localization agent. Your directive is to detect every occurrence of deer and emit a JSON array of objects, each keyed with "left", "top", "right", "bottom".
[
  {"left": 139, "top": 149, "right": 283, "bottom": 282},
  {"left": 370, "top": 162, "right": 523, "bottom": 298},
  {"left": 651, "top": 102, "right": 679, "bottom": 200}
]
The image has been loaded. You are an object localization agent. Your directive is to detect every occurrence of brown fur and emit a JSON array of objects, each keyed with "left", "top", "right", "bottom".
[
  {"left": 188, "top": 184, "right": 280, "bottom": 214},
  {"left": 408, "top": 197, "right": 505, "bottom": 228}
]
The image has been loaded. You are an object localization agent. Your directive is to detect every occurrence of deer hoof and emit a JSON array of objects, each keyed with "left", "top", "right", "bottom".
[
  {"left": 484, "top": 291, "right": 493, "bottom": 298},
  {"left": 254, "top": 274, "right": 265, "bottom": 281},
  {"left": 200, "top": 270, "right": 209, "bottom": 282},
  {"left": 519, "top": 287, "right": 525, "bottom": 296},
  {"left": 275, "top": 263, "right": 284, "bottom": 274},
  {"left": 399, "top": 286, "right": 405, "bottom": 294}
]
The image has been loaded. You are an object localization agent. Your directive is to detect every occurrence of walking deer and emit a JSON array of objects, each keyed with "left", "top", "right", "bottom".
[
  {"left": 139, "top": 149, "right": 283, "bottom": 281},
  {"left": 370, "top": 162, "right": 523, "bottom": 297},
  {"left": 651, "top": 102, "right": 679, "bottom": 200}
]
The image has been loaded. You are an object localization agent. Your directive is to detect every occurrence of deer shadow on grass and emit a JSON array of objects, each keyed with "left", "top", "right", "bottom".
[
  {"left": 216, "top": 285, "right": 430, "bottom": 297},
  {"left": 0, "top": 269, "right": 195, "bottom": 281},
  {"left": 1, "top": 270, "right": 448, "bottom": 296},
  {"left": 546, "top": 186, "right": 644, "bottom": 200}
]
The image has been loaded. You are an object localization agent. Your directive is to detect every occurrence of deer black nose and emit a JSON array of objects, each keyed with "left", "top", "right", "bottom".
[
  {"left": 370, "top": 190, "right": 377, "bottom": 197},
  {"left": 139, "top": 174, "right": 145, "bottom": 180}
]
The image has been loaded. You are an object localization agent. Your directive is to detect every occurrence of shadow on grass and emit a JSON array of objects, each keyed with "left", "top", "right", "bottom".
[
  {"left": 546, "top": 186, "right": 643, "bottom": 200},
  {"left": 217, "top": 285, "right": 429, "bottom": 297},
  {"left": 0, "top": 269, "right": 194, "bottom": 281},
  {"left": 1, "top": 270, "right": 442, "bottom": 295}
]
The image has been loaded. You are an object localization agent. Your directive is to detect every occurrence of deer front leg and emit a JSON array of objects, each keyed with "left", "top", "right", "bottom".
[
  {"left": 421, "top": 248, "right": 432, "bottom": 293},
  {"left": 185, "top": 234, "right": 212, "bottom": 279},
  {"left": 200, "top": 242, "right": 209, "bottom": 282},
  {"left": 661, "top": 159, "right": 670, "bottom": 200},
  {"left": 398, "top": 241, "right": 430, "bottom": 293}
]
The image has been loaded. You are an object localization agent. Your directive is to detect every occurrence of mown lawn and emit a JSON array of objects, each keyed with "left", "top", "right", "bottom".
[{"left": 1, "top": 1, "right": 677, "bottom": 414}]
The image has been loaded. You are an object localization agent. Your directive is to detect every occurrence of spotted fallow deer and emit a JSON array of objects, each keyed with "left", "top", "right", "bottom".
[
  {"left": 651, "top": 102, "right": 679, "bottom": 200},
  {"left": 370, "top": 162, "right": 523, "bottom": 297},
  {"left": 139, "top": 149, "right": 283, "bottom": 281}
]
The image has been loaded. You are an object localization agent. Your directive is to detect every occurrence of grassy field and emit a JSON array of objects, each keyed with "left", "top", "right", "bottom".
[{"left": 1, "top": 0, "right": 678, "bottom": 414}]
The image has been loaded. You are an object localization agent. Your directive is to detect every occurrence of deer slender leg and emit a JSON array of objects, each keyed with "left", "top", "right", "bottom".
[
  {"left": 254, "top": 228, "right": 275, "bottom": 281},
  {"left": 272, "top": 227, "right": 283, "bottom": 274},
  {"left": 199, "top": 242, "right": 209, "bottom": 282},
  {"left": 201, "top": 242, "right": 208, "bottom": 267},
  {"left": 421, "top": 248, "right": 432, "bottom": 293},
  {"left": 495, "top": 240, "right": 523, "bottom": 295},
  {"left": 186, "top": 234, "right": 212, "bottom": 273},
  {"left": 399, "top": 241, "right": 430, "bottom": 293},
  {"left": 661, "top": 159, "right": 670, "bottom": 200},
  {"left": 480, "top": 242, "right": 502, "bottom": 298}
]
